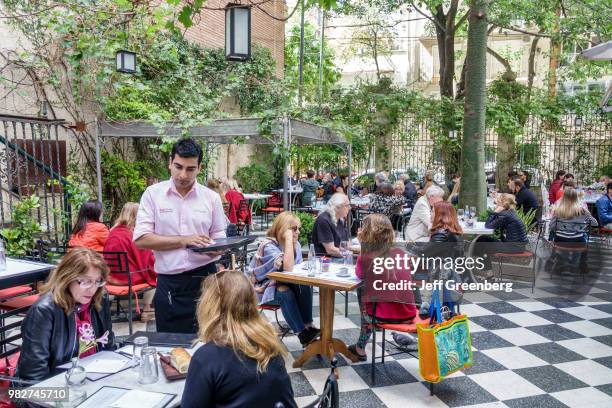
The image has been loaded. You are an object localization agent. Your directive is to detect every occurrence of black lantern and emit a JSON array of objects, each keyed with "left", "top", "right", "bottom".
[
  {"left": 225, "top": 4, "right": 251, "bottom": 61},
  {"left": 574, "top": 116, "right": 583, "bottom": 127},
  {"left": 116, "top": 49, "right": 136, "bottom": 74}
]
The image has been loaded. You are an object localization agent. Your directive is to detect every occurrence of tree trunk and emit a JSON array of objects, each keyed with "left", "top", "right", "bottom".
[
  {"left": 459, "top": 0, "right": 487, "bottom": 212},
  {"left": 547, "top": 7, "right": 561, "bottom": 97},
  {"left": 495, "top": 134, "right": 515, "bottom": 191},
  {"left": 527, "top": 37, "right": 540, "bottom": 99}
]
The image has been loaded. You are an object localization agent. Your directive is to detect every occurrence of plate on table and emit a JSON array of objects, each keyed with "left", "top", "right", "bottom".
[
  {"left": 187, "top": 236, "right": 256, "bottom": 252},
  {"left": 158, "top": 353, "right": 187, "bottom": 381}
]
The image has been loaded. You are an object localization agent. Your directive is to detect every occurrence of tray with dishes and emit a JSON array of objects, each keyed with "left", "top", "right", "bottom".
[{"left": 158, "top": 347, "right": 191, "bottom": 381}]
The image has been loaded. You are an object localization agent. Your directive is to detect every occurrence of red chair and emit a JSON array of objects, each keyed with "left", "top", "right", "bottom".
[
  {"left": 0, "top": 287, "right": 32, "bottom": 302},
  {"left": 261, "top": 193, "right": 284, "bottom": 228},
  {"left": 259, "top": 303, "right": 291, "bottom": 339}
]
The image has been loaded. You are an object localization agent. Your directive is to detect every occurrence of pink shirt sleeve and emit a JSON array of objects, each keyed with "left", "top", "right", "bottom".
[{"left": 133, "top": 188, "right": 155, "bottom": 242}]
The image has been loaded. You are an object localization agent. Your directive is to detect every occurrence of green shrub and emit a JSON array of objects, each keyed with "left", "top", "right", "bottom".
[
  {"left": 294, "top": 211, "right": 316, "bottom": 246},
  {"left": 235, "top": 163, "right": 274, "bottom": 193},
  {"left": 1, "top": 196, "right": 43, "bottom": 256}
]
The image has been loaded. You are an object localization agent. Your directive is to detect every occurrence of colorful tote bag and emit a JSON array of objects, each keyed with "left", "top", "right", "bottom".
[{"left": 417, "top": 289, "right": 473, "bottom": 383}]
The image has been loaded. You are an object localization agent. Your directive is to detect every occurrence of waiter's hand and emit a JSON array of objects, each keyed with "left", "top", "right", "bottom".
[{"left": 182, "top": 234, "right": 213, "bottom": 248}]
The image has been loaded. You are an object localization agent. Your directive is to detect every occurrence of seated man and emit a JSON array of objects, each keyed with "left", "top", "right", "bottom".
[
  {"left": 596, "top": 182, "right": 612, "bottom": 229},
  {"left": 511, "top": 177, "right": 539, "bottom": 216},
  {"left": 312, "top": 193, "right": 350, "bottom": 257},
  {"left": 404, "top": 185, "right": 444, "bottom": 242}
]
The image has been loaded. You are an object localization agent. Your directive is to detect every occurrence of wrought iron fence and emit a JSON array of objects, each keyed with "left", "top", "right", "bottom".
[
  {"left": 0, "top": 114, "right": 73, "bottom": 243},
  {"left": 391, "top": 112, "right": 612, "bottom": 185}
]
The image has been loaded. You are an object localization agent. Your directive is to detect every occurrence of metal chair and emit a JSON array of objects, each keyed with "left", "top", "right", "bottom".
[
  {"left": 302, "top": 358, "right": 340, "bottom": 408},
  {"left": 493, "top": 225, "right": 544, "bottom": 293},
  {"left": 236, "top": 199, "right": 251, "bottom": 236},
  {"left": 102, "top": 251, "right": 154, "bottom": 335},
  {"left": 549, "top": 221, "right": 591, "bottom": 281}
]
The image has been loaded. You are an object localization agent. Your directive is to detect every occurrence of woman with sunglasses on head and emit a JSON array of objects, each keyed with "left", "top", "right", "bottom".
[
  {"left": 16, "top": 247, "right": 114, "bottom": 382},
  {"left": 247, "top": 212, "right": 319, "bottom": 347},
  {"left": 182, "top": 271, "right": 296, "bottom": 408}
]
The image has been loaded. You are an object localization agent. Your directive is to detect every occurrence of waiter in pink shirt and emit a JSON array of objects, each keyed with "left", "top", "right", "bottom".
[{"left": 134, "top": 138, "right": 226, "bottom": 333}]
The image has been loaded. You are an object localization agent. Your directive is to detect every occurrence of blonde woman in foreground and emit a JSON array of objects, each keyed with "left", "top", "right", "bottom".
[{"left": 181, "top": 271, "right": 297, "bottom": 408}]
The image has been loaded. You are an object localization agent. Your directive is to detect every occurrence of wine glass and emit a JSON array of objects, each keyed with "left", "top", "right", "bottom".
[
  {"left": 457, "top": 208, "right": 465, "bottom": 222},
  {"left": 339, "top": 241, "right": 349, "bottom": 263},
  {"left": 470, "top": 207, "right": 477, "bottom": 220}
]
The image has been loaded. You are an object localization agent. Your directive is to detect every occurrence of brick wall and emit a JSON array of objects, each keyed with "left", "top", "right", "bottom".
[{"left": 184, "top": 0, "right": 286, "bottom": 76}]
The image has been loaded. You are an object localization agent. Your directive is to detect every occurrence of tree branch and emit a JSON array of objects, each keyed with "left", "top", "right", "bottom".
[
  {"left": 487, "top": 46, "right": 513, "bottom": 74},
  {"left": 454, "top": 11, "right": 469, "bottom": 33},
  {"left": 488, "top": 21, "right": 552, "bottom": 38},
  {"left": 410, "top": 1, "right": 446, "bottom": 33}
]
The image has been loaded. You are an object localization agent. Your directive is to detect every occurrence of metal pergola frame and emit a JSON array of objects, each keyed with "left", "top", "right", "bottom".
[{"left": 95, "top": 116, "right": 351, "bottom": 210}]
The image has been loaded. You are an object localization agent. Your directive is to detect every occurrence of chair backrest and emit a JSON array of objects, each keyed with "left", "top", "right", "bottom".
[
  {"left": 223, "top": 201, "right": 232, "bottom": 218},
  {"left": 99, "top": 251, "right": 131, "bottom": 285},
  {"left": 552, "top": 220, "right": 591, "bottom": 237},
  {"left": 303, "top": 358, "right": 340, "bottom": 408},
  {"left": 237, "top": 199, "right": 251, "bottom": 224}
]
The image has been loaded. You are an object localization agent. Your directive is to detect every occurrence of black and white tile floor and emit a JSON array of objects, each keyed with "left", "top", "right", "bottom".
[{"left": 114, "top": 236, "right": 612, "bottom": 408}]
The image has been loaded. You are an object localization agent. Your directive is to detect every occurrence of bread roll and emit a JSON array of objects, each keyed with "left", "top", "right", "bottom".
[{"left": 170, "top": 347, "right": 191, "bottom": 374}]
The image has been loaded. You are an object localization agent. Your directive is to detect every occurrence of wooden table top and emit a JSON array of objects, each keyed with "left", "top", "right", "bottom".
[{"left": 268, "top": 270, "right": 362, "bottom": 292}]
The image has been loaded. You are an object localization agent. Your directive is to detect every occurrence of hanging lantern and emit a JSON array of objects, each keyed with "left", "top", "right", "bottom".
[
  {"left": 225, "top": 4, "right": 251, "bottom": 61},
  {"left": 115, "top": 49, "right": 137, "bottom": 74}
]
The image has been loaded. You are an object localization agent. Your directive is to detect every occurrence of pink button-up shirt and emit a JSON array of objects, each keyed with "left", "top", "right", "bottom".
[{"left": 133, "top": 179, "right": 227, "bottom": 275}]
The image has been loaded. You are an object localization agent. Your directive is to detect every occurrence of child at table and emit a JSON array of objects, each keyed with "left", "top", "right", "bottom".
[
  {"left": 182, "top": 271, "right": 296, "bottom": 408},
  {"left": 16, "top": 247, "right": 114, "bottom": 382},
  {"left": 246, "top": 212, "right": 320, "bottom": 347},
  {"left": 349, "top": 213, "right": 417, "bottom": 361}
]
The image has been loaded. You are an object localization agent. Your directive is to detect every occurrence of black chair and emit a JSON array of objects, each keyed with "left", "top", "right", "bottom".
[
  {"left": 102, "top": 251, "right": 154, "bottom": 335},
  {"left": 549, "top": 221, "right": 591, "bottom": 281},
  {"left": 303, "top": 358, "right": 340, "bottom": 408},
  {"left": 237, "top": 199, "right": 251, "bottom": 236}
]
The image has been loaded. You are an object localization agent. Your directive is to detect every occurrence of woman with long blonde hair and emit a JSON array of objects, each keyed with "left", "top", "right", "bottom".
[
  {"left": 181, "top": 271, "right": 296, "bottom": 408},
  {"left": 551, "top": 188, "right": 598, "bottom": 242},
  {"left": 103, "top": 202, "right": 157, "bottom": 321},
  {"left": 17, "top": 248, "right": 114, "bottom": 381},
  {"left": 247, "top": 212, "right": 319, "bottom": 347}
]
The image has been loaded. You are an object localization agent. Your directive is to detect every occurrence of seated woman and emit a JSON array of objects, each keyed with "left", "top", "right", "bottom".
[
  {"left": 17, "top": 247, "right": 114, "bottom": 381},
  {"left": 247, "top": 212, "right": 320, "bottom": 347},
  {"left": 484, "top": 193, "right": 528, "bottom": 252},
  {"left": 370, "top": 182, "right": 406, "bottom": 218},
  {"left": 349, "top": 214, "right": 417, "bottom": 360},
  {"left": 182, "top": 271, "right": 296, "bottom": 408},
  {"left": 321, "top": 174, "right": 336, "bottom": 203},
  {"left": 312, "top": 193, "right": 350, "bottom": 257},
  {"left": 447, "top": 178, "right": 460, "bottom": 206},
  {"left": 550, "top": 188, "right": 598, "bottom": 242},
  {"left": 68, "top": 200, "right": 109, "bottom": 251},
  {"left": 103, "top": 202, "right": 157, "bottom": 321},
  {"left": 224, "top": 178, "right": 250, "bottom": 225}
]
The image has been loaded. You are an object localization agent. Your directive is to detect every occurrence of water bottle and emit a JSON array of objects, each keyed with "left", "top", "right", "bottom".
[
  {"left": 464, "top": 205, "right": 470, "bottom": 219},
  {"left": 307, "top": 244, "right": 316, "bottom": 276},
  {"left": 0, "top": 240, "right": 6, "bottom": 271}
]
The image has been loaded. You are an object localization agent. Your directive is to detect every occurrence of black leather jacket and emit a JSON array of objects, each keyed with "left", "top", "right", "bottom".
[{"left": 16, "top": 292, "right": 115, "bottom": 382}]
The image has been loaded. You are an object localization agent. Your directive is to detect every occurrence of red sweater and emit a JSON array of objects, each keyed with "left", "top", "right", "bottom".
[
  {"left": 103, "top": 225, "right": 157, "bottom": 286},
  {"left": 225, "top": 189, "right": 251, "bottom": 225},
  {"left": 355, "top": 248, "right": 417, "bottom": 320},
  {"left": 549, "top": 179, "right": 564, "bottom": 204}
]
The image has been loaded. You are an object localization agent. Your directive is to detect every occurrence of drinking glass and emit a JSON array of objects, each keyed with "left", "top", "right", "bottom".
[
  {"left": 132, "top": 336, "right": 149, "bottom": 370},
  {"left": 470, "top": 207, "right": 477, "bottom": 220},
  {"left": 339, "top": 241, "right": 349, "bottom": 259},
  {"left": 457, "top": 208, "right": 465, "bottom": 222},
  {"left": 138, "top": 347, "right": 159, "bottom": 384}
]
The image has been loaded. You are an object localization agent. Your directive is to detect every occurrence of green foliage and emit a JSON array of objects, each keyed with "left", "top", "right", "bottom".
[
  {"left": 516, "top": 207, "right": 538, "bottom": 234},
  {"left": 295, "top": 212, "right": 316, "bottom": 246},
  {"left": 101, "top": 152, "right": 147, "bottom": 216},
  {"left": 284, "top": 22, "right": 341, "bottom": 104},
  {"left": 1, "top": 196, "right": 42, "bottom": 256},
  {"left": 235, "top": 163, "right": 275, "bottom": 193}
]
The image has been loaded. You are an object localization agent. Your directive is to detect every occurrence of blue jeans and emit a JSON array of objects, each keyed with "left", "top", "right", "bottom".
[{"left": 274, "top": 284, "right": 313, "bottom": 333}]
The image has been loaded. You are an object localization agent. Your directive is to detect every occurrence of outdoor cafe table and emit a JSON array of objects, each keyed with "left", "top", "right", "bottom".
[
  {"left": 268, "top": 264, "right": 362, "bottom": 368},
  {"left": 27, "top": 337, "right": 202, "bottom": 407},
  {"left": 0, "top": 258, "right": 55, "bottom": 290}
]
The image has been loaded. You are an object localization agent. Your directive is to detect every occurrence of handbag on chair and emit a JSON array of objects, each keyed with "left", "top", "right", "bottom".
[{"left": 417, "top": 288, "right": 473, "bottom": 383}]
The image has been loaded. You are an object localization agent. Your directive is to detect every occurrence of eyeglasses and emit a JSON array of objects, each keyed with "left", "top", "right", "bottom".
[{"left": 76, "top": 279, "right": 106, "bottom": 289}]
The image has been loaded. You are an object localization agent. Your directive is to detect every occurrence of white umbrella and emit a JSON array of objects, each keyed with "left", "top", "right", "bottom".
[{"left": 580, "top": 41, "right": 612, "bottom": 61}]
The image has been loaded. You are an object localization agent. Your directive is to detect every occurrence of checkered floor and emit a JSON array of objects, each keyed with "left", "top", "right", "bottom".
[{"left": 112, "top": 230, "right": 612, "bottom": 408}]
